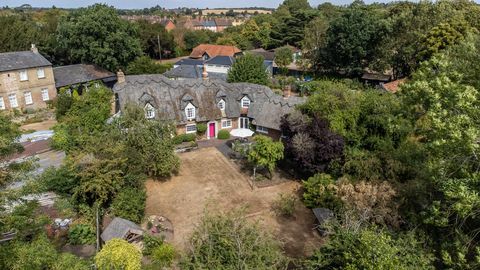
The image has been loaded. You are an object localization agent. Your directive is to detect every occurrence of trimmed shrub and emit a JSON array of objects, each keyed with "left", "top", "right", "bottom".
[
  {"left": 217, "top": 130, "right": 230, "bottom": 140},
  {"left": 196, "top": 123, "right": 207, "bottom": 135},
  {"left": 173, "top": 134, "right": 197, "bottom": 145},
  {"left": 143, "top": 234, "right": 163, "bottom": 256},
  {"left": 152, "top": 244, "right": 176, "bottom": 268}
]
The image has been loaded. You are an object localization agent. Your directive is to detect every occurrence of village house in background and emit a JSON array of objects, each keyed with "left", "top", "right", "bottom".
[
  {"left": 120, "top": 15, "right": 176, "bottom": 31},
  {"left": 113, "top": 73, "right": 304, "bottom": 139},
  {"left": 53, "top": 64, "right": 117, "bottom": 93},
  {"left": 0, "top": 45, "right": 56, "bottom": 111}
]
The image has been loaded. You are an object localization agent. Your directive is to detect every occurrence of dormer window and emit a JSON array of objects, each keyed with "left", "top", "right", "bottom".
[
  {"left": 241, "top": 96, "right": 250, "bottom": 108},
  {"left": 218, "top": 99, "right": 225, "bottom": 110},
  {"left": 185, "top": 102, "right": 196, "bottom": 120},
  {"left": 145, "top": 103, "right": 155, "bottom": 119}
]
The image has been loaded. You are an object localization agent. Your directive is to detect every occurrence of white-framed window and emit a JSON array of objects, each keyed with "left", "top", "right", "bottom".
[
  {"left": 144, "top": 103, "right": 155, "bottom": 119},
  {"left": 19, "top": 70, "right": 28, "bottom": 81},
  {"left": 41, "top": 88, "right": 50, "bottom": 101},
  {"left": 0, "top": 97, "right": 5, "bottom": 110},
  {"left": 241, "top": 96, "right": 250, "bottom": 108},
  {"left": 186, "top": 124, "right": 197, "bottom": 134},
  {"left": 37, "top": 68, "right": 45, "bottom": 79},
  {"left": 218, "top": 99, "right": 225, "bottom": 110},
  {"left": 24, "top": 91, "right": 33, "bottom": 105},
  {"left": 8, "top": 94, "right": 18, "bottom": 108},
  {"left": 256, "top": 125, "right": 268, "bottom": 134},
  {"left": 185, "top": 103, "right": 195, "bottom": 120},
  {"left": 221, "top": 119, "right": 232, "bottom": 129}
]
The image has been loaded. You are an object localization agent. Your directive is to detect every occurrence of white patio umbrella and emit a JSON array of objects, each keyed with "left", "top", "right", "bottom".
[{"left": 230, "top": 128, "right": 254, "bottom": 138}]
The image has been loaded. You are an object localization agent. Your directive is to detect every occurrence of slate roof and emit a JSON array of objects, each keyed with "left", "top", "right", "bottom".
[
  {"left": 163, "top": 65, "right": 227, "bottom": 81},
  {"left": 174, "top": 58, "right": 204, "bottom": 67},
  {"left": 190, "top": 44, "right": 241, "bottom": 59},
  {"left": 101, "top": 217, "right": 143, "bottom": 242},
  {"left": 205, "top": 56, "right": 235, "bottom": 66},
  {"left": 53, "top": 64, "right": 116, "bottom": 88},
  {"left": 113, "top": 75, "right": 305, "bottom": 130},
  {"left": 248, "top": 48, "right": 275, "bottom": 61},
  {"left": 0, "top": 51, "right": 52, "bottom": 72}
]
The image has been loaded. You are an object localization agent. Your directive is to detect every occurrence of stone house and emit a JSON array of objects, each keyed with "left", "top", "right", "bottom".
[
  {"left": 0, "top": 45, "right": 56, "bottom": 111},
  {"left": 113, "top": 73, "right": 304, "bottom": 140}
]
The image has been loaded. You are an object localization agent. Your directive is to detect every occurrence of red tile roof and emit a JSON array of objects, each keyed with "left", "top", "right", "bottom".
[
  {"left": 190, "top": 44, "right": 241, "bottom": 59},
  {"left": 382, "top": 78, "right": 407, "bottom": 93}
]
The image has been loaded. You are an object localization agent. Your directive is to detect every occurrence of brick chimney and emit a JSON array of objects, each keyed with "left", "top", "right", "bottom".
[
  {"left": 31, "top": 44, "right": 38, "bottom": 54},
  {"left": 117, "top": 70, "right": 125, "bottom": 84},
  {"left": 202, "top": 65, "right": 208, "bottom": 80},
  {"left": 283, "top": 85, "right": 291, "bottom": 99}
]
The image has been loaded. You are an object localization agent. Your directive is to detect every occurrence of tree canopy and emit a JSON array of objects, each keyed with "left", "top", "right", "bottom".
[{"left": 227, "top": 53, "right": 269, "bottom": 85}]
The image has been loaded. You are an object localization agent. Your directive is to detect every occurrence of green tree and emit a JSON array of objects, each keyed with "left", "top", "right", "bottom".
[
  {"left": 274, "top": 46, "right": 294, "bottom": 74},
  {"left": 0, "top": 114, "right": 24, "bottom": 187},
  {"left": 304, "top": 227, "right": 434, "bottom": 270},
  {"left": 227, "top": 53, "right": 269, "bottom": 85},
  {"left": 181, "top": 210, "right": 288, "bottom": 269},
  {"left": 56, "top": 4, "right": 142, "bottom": 71},
  {"left": 302, "top": 173, "right": 341, "bottom": 210},
  {"left": 126, "top": 56, "right": 173, "bottom": 75},
  {"left": 95, "top": 239, "right": 142, "bottom": 270},
  {"left": 52, "top": 253, "right": 90, "bottom": 270},
  {"left": 136, "top": 19, "right": 176, "bottom": 59},
  {"left": 10, "top": 235, "right": 58, "bottom": 270},
  {"left": 248, "top": 135, "right": 284, "bottom": 178},
  {"left": 110, "top": 188, "right": 146, "bottom": 223}
]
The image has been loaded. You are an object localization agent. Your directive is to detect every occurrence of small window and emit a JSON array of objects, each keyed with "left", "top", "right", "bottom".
[
  {"left": 221, "top": 119, "right": 232, "bottom": 129},
  {"left": 256, "top": 125, "right": 268, "bottom": 134},
  {"left": 241, "top": 96, "right": 250, "bottom": 108},
  {"left": 218, "top": 99, "right": 225, "bottom": 110},
  {"left": 145, "top": 103, "right": 155, "bottom": 119},
  {"left": 185, "top": 103, "right": 195, "bottom": 120},
  {"left": 37, "top": 68, "right": 45, "bottom": 79},
  {"left": 0, "top": 97, "right": 5, "bottom": 110},
  {"left": 186, "top": 124, "right": 197, "bottom": 134},
  {"left": 24, "top": 91, "right": 33, "bottom": 105},
  {"left": 8, "top": 94, "right": 18, "bottom": 108},
  {"left": 41, "top": 89, "right": 49, "bottom": 101},
  {"left": 19, "top": 70, "right": 28, "bottom": 81}
]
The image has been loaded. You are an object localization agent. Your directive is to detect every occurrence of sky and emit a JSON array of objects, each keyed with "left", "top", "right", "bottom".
[{"left": 2, "top": 0, "right": 404, "bottom": 9}]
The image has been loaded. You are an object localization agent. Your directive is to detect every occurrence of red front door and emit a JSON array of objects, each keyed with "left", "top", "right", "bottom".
[{"left": 209, "top": 123, "right": 215, "bottom": 138}]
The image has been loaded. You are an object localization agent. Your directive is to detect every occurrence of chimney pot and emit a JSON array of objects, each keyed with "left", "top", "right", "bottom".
[
  {"left": 117, "top": 70, "right": 125, "bottom": 84},
  {"left": 283, "top": 85, "right": 291, "bottom": 99},
  {"left": 202, "top": 65, "right": 208, "bottom": 80},
  {"left": 31, "top": 44, "right": 38, "bottom": 54}
]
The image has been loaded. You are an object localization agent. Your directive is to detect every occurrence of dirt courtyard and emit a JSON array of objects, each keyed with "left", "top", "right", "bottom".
[{"left": 145, "top": 147, "right": 322, "bottom": 258}]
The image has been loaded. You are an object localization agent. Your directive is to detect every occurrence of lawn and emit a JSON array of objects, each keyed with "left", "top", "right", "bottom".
[{"left": 145, "top": 147, "right": 322, "bottom": 258}]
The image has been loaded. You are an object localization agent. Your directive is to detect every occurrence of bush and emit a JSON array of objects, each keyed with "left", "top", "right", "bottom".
[
  {"left": 196, "top": 123, "right": 207, "bottom": 135},
  {"left": 173, "top": 133, "right": 197, "bottom": 145},
  {"left": 39, "top": 166, "right": 77, "bottom": 196},
  {"left": 217, "top": 130, "right": 230, "bottom": 140},
  {"left": 110, "top": 188, "right": 146, "bottom": 223},
  {"left": 302, "top": 173, "right": 342, "bottom": 210},
  {"left": 68, "top": 223, "right": 96, "bottom": 245},
  {"left": 143, "top": 234, "right": 163, "bottom": 256},
  {"left": 52, "top": 253, "right": 91, "bottom": 270},
  {"left": 273, "top": 193, "right": 297, "bottom": 217},
  {"left": 152, "top": 244, "right": 176, "bottom": 268},
  {"left": 95, "top": 239, "right": 142, "bottom": 270}
]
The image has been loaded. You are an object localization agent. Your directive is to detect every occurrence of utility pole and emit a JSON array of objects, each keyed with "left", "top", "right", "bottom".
[{"left": 157, "top": 34, "right": 162, "bottom": 61}]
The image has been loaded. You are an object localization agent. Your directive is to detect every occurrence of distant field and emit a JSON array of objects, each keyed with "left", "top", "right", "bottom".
[{"left": 201, "top": 9, "right": 273, "bottom": 15}]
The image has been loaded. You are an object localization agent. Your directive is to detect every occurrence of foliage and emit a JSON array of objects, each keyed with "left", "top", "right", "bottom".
[
  {"left": 274, "top": 46, "right": 294, "bottom": 74},
  {"left": 54, "top": 90, "right": 74, "bottom": 120},
  {"left": 38, "top": 165, "right": 77, "bottom": 196},
  {"left": 126, "top": 56, "right": 173, "bottom": 75},
  {"left": 217, "top": 129, "right": 230, "bottom": 140},
  {"left": 173, "top": 133, "right": 196, "bottom": 145},
  {"left": 10, "top": 235, "right": 58, "bottom": 270},
  {"left": 95, "top": 239, "right": 142, "bottom": 270},
  {"left": 151, "top": 243, "right": 176, "bottom": 268},
  {"left": 247, "top": 135, "right": 284, "bottom": 175},
  {"left": 227, "top": 53, "right": 269, "bottom": 85},
  {"left": 110, "top": 188, "right": 146, "bottom": 223},
  {"left": 68, "top": 223, "right": 96, "bottom": 245},
  {"left": 183, "top": 29, "right": 221, "bottom": 51},
  {"left": 181, "top": 210, "right": 288, "bottom": 269},
  {"left": 304, "top": 227, "right": 434, "bottom": 270},
  {"left": 0, "top": 201, "right": 49, "bottom": 241},
  {"left": 272, "top": 193, "right": 297, "bottom": 217},
  {"left": 51, "top": 253, "right": 91, "bottom": 270},
  {"left": 56, "top": 4, "right": 142, "bottom": 71},
  {"left": 196, "top": 123, "right": 207, "bottom": 135},
  {"left": 281, "top": 111, "right": 344, "bottom": 176},
  {"left": 0, "top": 113, "right": 24, "bottom": 187},
  {"left": 143, "top": 234, "right": 164, "bottom": 256},
  {"left": 136, "top": 19, "right": 175, "bottom": 59},
  {"left": 302, "top": 173, "right": 341, "bottom": 210}
]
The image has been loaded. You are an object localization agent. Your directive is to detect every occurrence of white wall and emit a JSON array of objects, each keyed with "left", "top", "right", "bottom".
[{"left": 205, "top": 64, "right": 230, "bottom": 74}]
